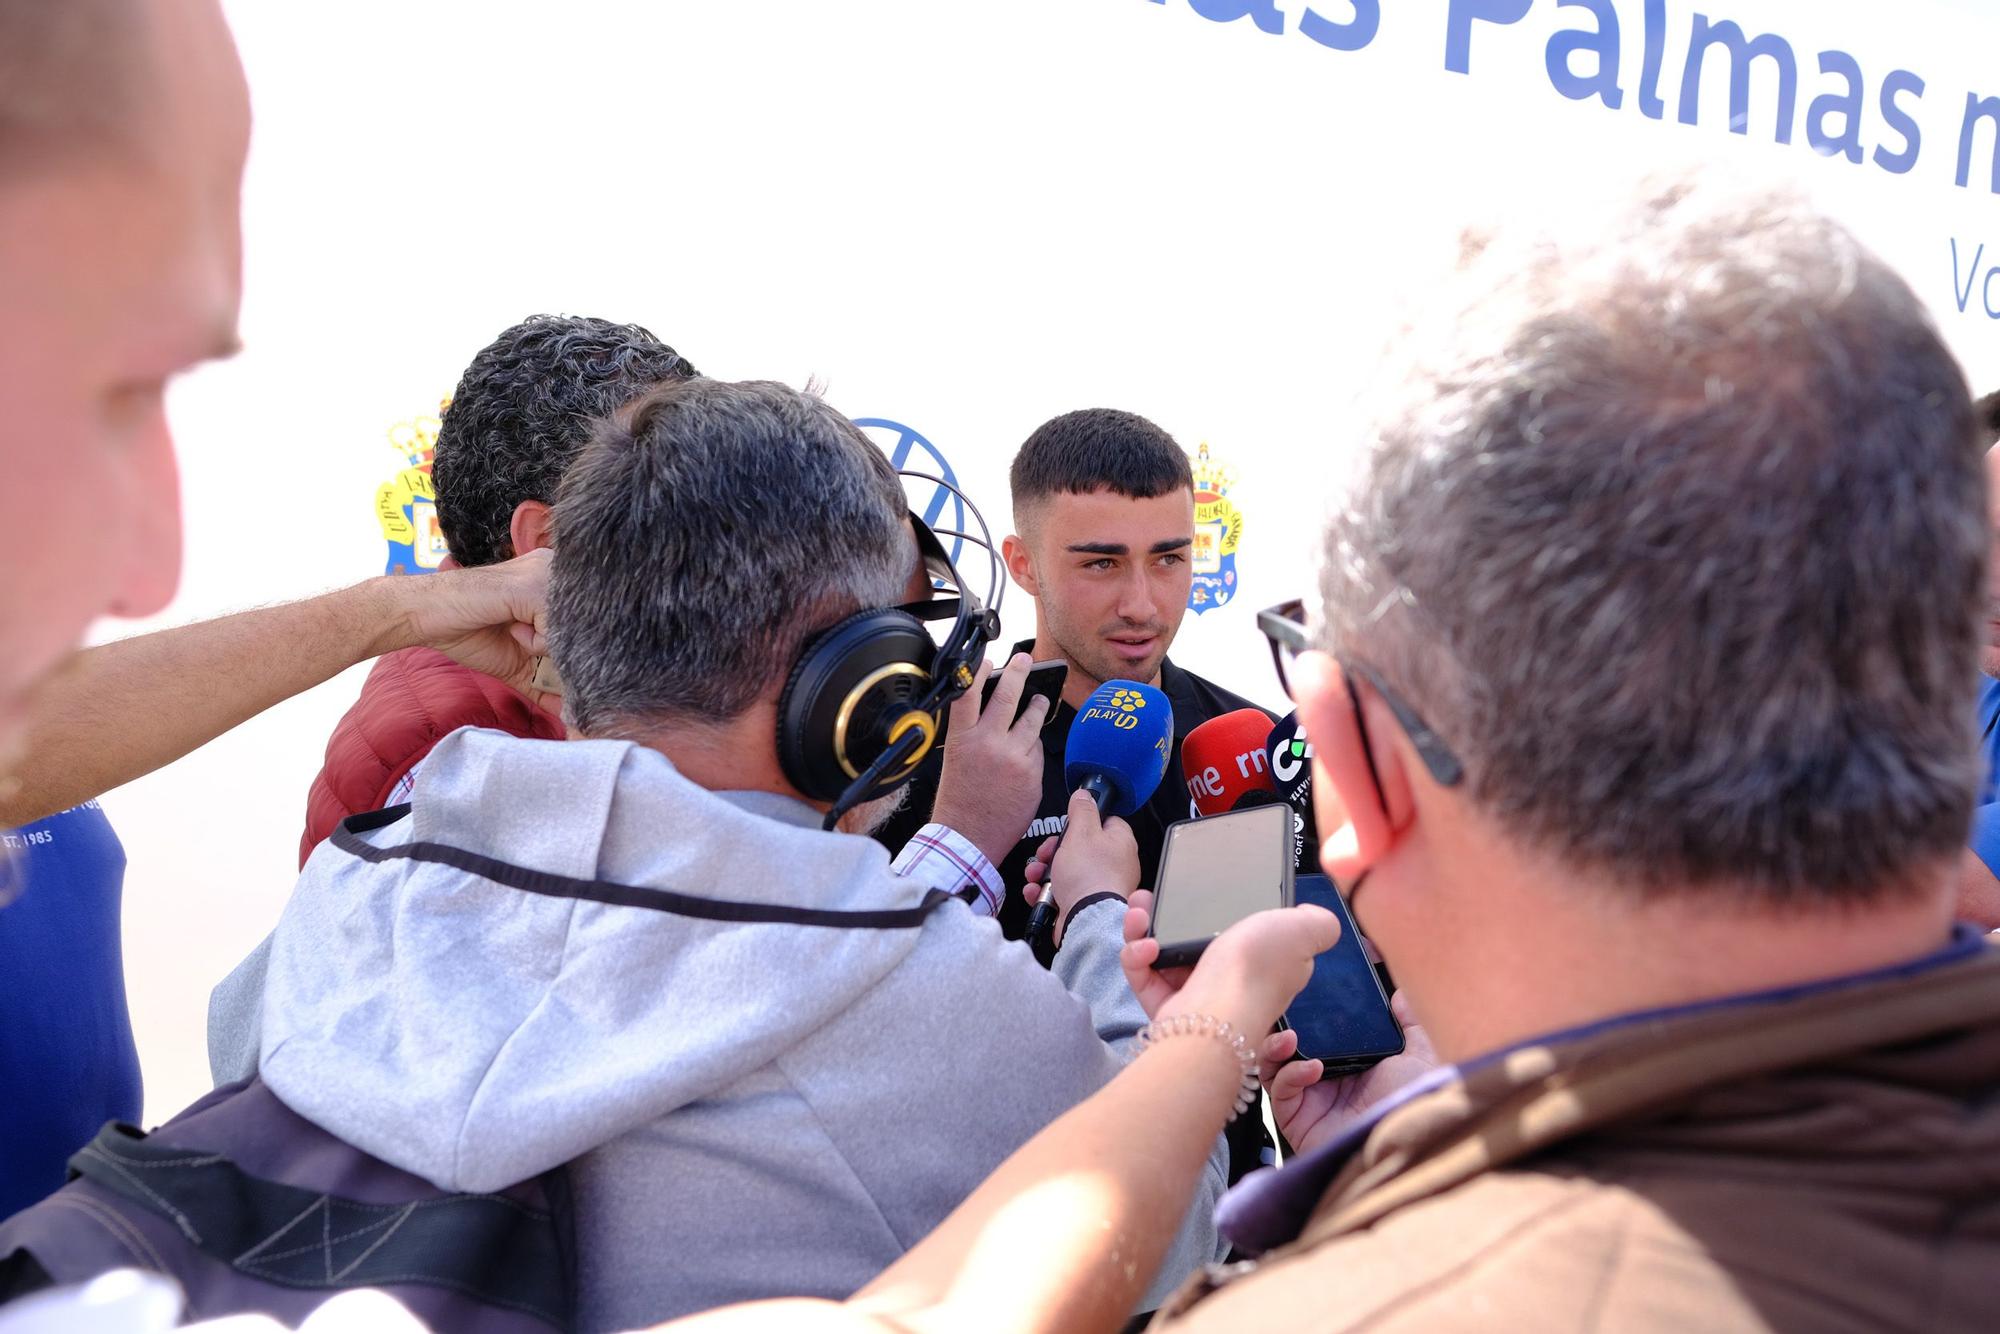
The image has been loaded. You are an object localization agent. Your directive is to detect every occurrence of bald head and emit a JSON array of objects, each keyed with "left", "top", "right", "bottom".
[
  {"left": 0, "top": 0, "right": 246, "bottom": 766},
  {"left": 0, "top": 0, "right": 158, "bottom": 179}
]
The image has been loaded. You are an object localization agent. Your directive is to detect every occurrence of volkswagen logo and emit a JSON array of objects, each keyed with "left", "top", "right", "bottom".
[{"left": 855, "top": 418, "right": 967, "bottom": 566}]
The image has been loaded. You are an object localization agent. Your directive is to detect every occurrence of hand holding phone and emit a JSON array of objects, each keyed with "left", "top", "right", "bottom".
[
  {"left": 1146, "top": 803, "right": 1296, "bottom": 968},
  {"left": 929, "top": 654, "right": 1057, "bottom": 869},
  {"left": 1266, "top": 991, "right": 1438, "bottom": 1160},
  {"left": 981, "top": 658, "right": 1066, "bottom": 725},
  {"left": 1279, "top": 875, "right": 1403, "bottom": 1075},
  {"left": 1118, "top": 887, "right": 1342, "bottom": 1048}
]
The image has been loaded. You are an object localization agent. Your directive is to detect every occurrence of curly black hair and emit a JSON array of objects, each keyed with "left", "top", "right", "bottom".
[{"left": 432, "top": 315, "right": 699, "bottom": 567}]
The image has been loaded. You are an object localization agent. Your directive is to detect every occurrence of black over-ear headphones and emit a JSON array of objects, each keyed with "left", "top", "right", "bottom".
[{"left": 777, "top": 472, "right": 1004, "bottom": 830}]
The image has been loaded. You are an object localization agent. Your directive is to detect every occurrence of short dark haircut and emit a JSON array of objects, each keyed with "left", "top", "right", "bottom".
[
  {"left": 1980, "top": 389, "right": 1999, "bottom": 445},
  {"left": 0, "top": 0, "right": 153, "bottom": 179},
  {"left": 548, "top": 379, "right": 908, "bottom": 733},
  {"left": 431, "top": 315, "right": 699, "bottom": 568},
  {"left": 1008, "top": 409, "right": 1193, "bottom": 518}
]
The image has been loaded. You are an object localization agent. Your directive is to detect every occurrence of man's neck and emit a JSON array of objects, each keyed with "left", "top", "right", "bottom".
[
  {"left": 594, "top": 700, "right": 819, "bottom": 809},
  {"left": 1387, "top": 828, "right": 1961, "bottom": 1064}
]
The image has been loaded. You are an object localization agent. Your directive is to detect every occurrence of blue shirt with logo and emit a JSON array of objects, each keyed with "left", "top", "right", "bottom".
[{"left": 0, "top": 802, "right": 141, "bottom": 1218}]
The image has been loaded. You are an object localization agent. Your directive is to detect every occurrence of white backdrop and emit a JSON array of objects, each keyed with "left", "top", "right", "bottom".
[{"left": 107, "top": 0, "right": 2000, "bottom": 1120}]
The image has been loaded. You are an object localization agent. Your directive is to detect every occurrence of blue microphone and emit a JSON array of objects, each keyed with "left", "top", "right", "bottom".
[
  {"left": 1028, "top": 680, "right": 1174, "bottom": 946},
  {"left": 1064, "top": 680, "right": 1174, "bottom": 816}
]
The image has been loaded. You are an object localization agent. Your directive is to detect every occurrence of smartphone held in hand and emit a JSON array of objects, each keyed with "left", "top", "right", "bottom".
[
  {"left": 1282, "top": 873, "right": 1404, "bottom": 1075},
  {"left": 980, "top": 658, "right": 1066, "bottom": 725},
  {"left": 1147, "top": 802, "right": 1295, "bottom": 968}
]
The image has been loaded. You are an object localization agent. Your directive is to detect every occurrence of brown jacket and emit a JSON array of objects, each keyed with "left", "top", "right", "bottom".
[{"left": 1158, "top": 932, "right": 2000, "bottom": 1333}]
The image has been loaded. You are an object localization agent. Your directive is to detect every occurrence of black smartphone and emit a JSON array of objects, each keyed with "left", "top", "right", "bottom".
[
  {"left": 1282, "top": 873, "right": 1404, "bottom": 1075},
  {"left": 1148, "top": 803, "right": 1295, "bottom": 968},
  {"left": 980, "top": 658, "right": 1067, "bottom": 725}
]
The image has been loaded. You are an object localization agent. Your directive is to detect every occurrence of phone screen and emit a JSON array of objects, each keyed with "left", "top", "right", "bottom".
[
  {"left": 1150, "top": 803, "right": 1293, "bottom": 963},
  {"left": 1284, "top": 874, "right": 1403, "bottom": 1072}
]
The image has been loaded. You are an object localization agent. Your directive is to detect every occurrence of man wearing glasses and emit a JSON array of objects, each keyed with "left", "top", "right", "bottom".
[{"left": 1155, "top": 183, "right": 2000, "bottom": 1329}]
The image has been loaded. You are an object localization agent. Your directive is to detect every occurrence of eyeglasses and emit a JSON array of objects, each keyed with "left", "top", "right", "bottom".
[{"left": 1255, "top": 599, "right": 1464, "bottom": 788}]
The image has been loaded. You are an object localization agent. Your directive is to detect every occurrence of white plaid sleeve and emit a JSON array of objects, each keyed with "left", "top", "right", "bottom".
[{"left": 891, "top": 822, "right": 1005, "bottom": 917}]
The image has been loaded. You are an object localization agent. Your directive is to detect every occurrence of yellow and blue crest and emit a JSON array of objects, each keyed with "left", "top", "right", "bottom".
[
  {"left": 376, "top": 400, "right": 450, "bottom": 576},
  {"left": 1187, "top": 442, "right": 1244, "bottom": 615}
]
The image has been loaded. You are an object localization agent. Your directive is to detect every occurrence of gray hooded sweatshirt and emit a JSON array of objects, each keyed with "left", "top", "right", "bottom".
[{"left": 209, "top": 728, "right": 1226, "bottom": 1331}]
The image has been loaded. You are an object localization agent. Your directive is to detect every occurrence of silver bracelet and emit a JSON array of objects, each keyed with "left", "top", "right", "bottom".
[{"left": 1134, "top": 1014, "right": 1261, "bottom": 1117}]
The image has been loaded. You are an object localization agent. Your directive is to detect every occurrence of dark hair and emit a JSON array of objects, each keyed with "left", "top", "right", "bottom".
[
  {"left": 431, "top": 315, "right": 699, "bottom": 568},
  {"left": 548, "top": 379, "right": 908, "bottom": 733},
  {"left": 1008, "top": 409, "right": 1193, "bottom": 516},
  {"left": 1980, "top": 389, "right": 2000, "bottom": 446}
]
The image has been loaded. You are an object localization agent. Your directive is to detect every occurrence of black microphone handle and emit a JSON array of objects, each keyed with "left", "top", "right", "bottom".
[
  {"left": 1077, "top": 771, "right": 1116, "bottom": 816},
  {"left": 1027, "top": 771, "right": 1119, "bottom": 945}
]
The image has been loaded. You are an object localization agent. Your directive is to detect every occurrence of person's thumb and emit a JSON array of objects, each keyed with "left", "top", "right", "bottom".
[
  {"left": 1066, "top": 788, "right": 1103, "bottom": 835},
  {"left": 1289, "top": 902, "right": 1341, "bottom": 958}
]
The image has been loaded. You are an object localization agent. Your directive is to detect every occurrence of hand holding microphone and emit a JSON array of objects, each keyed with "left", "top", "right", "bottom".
[
  {"left": 1023, "top": 679, "right": 1174, "bottom": 948},
  {"left": 1022, "top": 791, "right": 1140, "bottom": 947}
]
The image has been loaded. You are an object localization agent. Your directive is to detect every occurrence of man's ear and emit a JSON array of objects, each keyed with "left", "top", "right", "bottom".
[
  {"left": 900, "top": 521, "right": 932, "bottom": 604},
  {"left": 1002, "top": 534, "right": 1040, "bottom": 599},
  {"left": 510, "top": 499, "right": 555, "bottom": 557},
  {"left": 1291, "top": 651, "right": 1409, "bottom": 882}
]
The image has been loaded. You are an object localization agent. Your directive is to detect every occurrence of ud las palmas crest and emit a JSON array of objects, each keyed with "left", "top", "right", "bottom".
[
  {"left": 375, "top": 401, "right": 450, "bottom": 575},
  {"left": 1187, "top": 443, "right": 1243, "bottom": 615}
]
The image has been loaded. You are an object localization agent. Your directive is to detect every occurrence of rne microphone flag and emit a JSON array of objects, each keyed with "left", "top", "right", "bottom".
[{"left": 1182, "top": 709, "right": 1279, "bottom": 818}]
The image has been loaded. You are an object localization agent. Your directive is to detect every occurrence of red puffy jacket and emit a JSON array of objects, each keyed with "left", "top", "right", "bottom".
[{"left": 298, "top": 647, "right": 566, "bottom": 866}]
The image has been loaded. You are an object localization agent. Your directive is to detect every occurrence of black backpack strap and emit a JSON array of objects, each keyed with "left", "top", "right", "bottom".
[
  {"left": 68, "top": 1124, "right": 568, "bottom": 1328},
  {"left": 333, "top": 805, "right": 961, "bottom": 929}
]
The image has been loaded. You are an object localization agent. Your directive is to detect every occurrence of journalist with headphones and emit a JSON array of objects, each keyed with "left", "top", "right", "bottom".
[{"left": 202, "top": 378, "right": 1228, "bottom": 1331}]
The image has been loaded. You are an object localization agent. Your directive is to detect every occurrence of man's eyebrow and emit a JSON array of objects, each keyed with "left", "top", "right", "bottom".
[{"left": 1064, "top": 537, "right": 1194, "bottom": 557}]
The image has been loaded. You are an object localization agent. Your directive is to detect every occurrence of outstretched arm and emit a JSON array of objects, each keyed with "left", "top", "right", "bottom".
[{"left": 0, "top": 551, "right": 552, "bottom": 826}]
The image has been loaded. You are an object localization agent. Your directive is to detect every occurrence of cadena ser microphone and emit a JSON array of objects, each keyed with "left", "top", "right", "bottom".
[
  {"left": 1181, "top": 709, "right": 1280, "bottom": 818},
  {"left": 1268, "top": 710, "right": 1320, "bottom": 872},
  {"left": 1026, "top": 679, "right": 1175, "bottom": 946}
]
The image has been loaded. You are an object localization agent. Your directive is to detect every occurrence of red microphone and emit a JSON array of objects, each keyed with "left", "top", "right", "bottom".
[{"left": 1181, "top": 709, "right": 1279, "bottom": 818}]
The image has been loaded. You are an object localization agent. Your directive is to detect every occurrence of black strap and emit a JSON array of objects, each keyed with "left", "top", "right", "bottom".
[
  {"left": 332, "top": 806, "right": 956, "bottom": 930},
  {"left": 1056, "top": 891, "right": 1128, "bottom": 948},
  {"left": 68, "top": 1124, "right": 568, "bottom": 1327}
]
